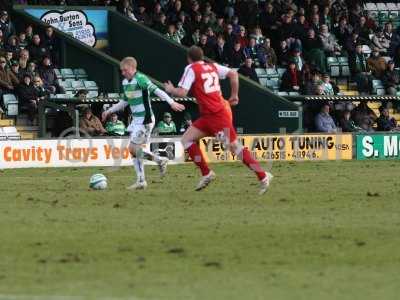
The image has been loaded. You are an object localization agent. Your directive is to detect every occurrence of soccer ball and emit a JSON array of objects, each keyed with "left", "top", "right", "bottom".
[{"left": 89, "top": 174, "right": 108, "bottom": 190}]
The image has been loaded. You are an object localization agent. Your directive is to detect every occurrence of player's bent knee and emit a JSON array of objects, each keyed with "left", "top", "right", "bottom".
[{"left": 229, "top": 141, "right": 243, "bottom": 156}]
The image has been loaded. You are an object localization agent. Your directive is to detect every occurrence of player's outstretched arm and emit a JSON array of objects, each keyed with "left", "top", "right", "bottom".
[
  {"left": 226, "top": 69, "right": 239, "bottom": 106},
  {"left": 153, "top": 87, "right": 185, "bottom": 112},
  {"left": 164, "top": 80, "right": 189, "bottom": 98},
  {"left": 101, "top": 100, "right": 128, "bottom": 122}
]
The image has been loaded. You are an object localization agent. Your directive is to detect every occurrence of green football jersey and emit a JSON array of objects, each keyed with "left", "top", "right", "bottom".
[{"left": 122, "top": 72, "right": 158, "bottom": 125}]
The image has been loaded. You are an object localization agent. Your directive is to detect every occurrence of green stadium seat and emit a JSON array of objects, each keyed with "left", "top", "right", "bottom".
[
  {"left": 341, "top": 65, "right": 351, "bottom": 77},
  {"left": 327, "top": 57, "right": 340, "bottom": 77},
  {"left": 84, "top": 80, "right": 98, "bottom": 91},
  {"left": 54, "top": 68, "right": 62, "bottom": 79},
  {"left": 277, "top": 68, "right": 286, "bottom": 78},
  {"left": 288, "top": 92, "right": 300, "bottom": 96},
  {"left": 3, "top": 94, "right": 18, "bottom": 117},
  {"left": 259, "top": 78, "right": 267, "bottom": 87},
  {"left": 71, "top": 80, "right": 85, "bottom": 89},
  {"left": 74, "top": 68, "right": 88, "bottom": 79},
  {"left": 266, "top": 79, "right": 279, "bottom": 91},
  {"left": 59, "top": 80, "right": 74, "bottom": 92},
  {"left": 87, "top": 91, "right": 99, "bottom": 98},
  {"left": 266, "top": 68, "right": 279, "bottom": 79},
  {"left": 277, "top": 91, "right": 288, "bottom": 96},
  {"left": 61, "top": 68, "right": 75, "bottom": 79},
  {"left": 255, "top": 68, "right": 267, "bottom": 78},
  {"left": 372, "top": 79, "right": 385, "bottom": 95}
]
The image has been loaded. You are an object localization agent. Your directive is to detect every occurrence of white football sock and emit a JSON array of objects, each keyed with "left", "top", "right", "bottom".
[{"left": 133, "top": 157, "right": 145, "bottom": 182}]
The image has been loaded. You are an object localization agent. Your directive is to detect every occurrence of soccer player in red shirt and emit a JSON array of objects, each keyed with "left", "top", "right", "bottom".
[{"left": 164, "top": 46, "right": 273, "bottom": 194}]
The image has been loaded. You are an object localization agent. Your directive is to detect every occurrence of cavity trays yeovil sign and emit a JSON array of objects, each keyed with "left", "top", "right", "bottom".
[{"left": 40, "top": 10, "right": 96, "bottom": 47}]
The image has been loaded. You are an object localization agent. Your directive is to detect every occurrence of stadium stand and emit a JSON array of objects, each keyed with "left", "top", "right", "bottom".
[{"left": 2, "top": 1, "right": 400, "bottom": 135}]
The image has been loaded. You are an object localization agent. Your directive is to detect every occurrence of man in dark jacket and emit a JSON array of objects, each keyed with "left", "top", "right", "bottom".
[
  {"left": 17, "top": 74, "right": 38, "bottom": 123},
  {"left": 238, "top": 58, "right": 259, "bottom": 83},
  {"left": 349, "top": 44, "right": 372, "bottom": 94},
  {"left": 280, "top": 61, "right": 302, "bottom": 92},
  {"left": 27, "top": 34, "right": 50, "bottom": 64},
  {"left": 38, "top": 56, "right": 64, "bottom": 94},
  {"left": 0, "top": 55, "right": 19, "bottom": 106}
]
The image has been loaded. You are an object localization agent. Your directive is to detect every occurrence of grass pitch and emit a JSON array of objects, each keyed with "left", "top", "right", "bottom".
[{"left": 0, "top": 160, "right": 399, "bottom": 300}]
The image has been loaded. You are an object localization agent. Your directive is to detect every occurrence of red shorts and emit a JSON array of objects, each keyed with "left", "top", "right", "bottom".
[{"left": 192, "top": 108, "right": 237, "bottom": 143}]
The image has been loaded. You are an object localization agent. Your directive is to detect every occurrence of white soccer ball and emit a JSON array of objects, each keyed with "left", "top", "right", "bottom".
[{"left": 89, "top": 173, "right": 108, "bottom": 190}]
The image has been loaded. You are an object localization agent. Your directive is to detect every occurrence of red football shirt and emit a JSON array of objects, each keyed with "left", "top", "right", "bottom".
[{"left": 178, "top": 61, "right": 231, "bottom": 115}]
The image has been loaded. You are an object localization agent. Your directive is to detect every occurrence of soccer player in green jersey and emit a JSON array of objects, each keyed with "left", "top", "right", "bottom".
[{"left": 102, "top": 57, "right": 185, "bottom": 190}]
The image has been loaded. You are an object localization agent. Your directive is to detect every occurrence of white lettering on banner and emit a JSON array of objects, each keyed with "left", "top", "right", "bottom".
[
  {"left": 40, "top": 10, "right": 96, "bottom": 47},
  {"left": 362, "top": 136, "right": 374, "bottom": 158},
  {"left": 384, "top": 135, "right": 399, "bottom": 157},
  {"left": 0, "top": 138, "right": 184, "bottom": 169},
  {"left": 278, "top": 111, "right": 299, "bottom": 118}
]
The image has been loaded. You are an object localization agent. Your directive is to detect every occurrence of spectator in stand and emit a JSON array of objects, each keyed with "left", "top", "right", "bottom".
[
  {"left": 315, "top": 103, "right": 337, "bottom": 133},
  {"left": 190, "top": 12, "right": 203, "bottom": 33},
  {"left": 293, "top": 14, "right": 309, "bottom": 41},
  {"left": 153, "top": 13, "right": 167, "bottom": 34},
  {"left": 250, "top": 26, "right": 265, "bottom": 47},
  {"left": 354, "top": 16, "right": 372, "bottom": 45},
  {"left": 105, "top": 112, "right": 126, "bottom": 136},
  {"left": 120, "top": 0, "right": 137, "bottom": 21},
  {"left": 214, "top": 35, "right": 229, "bottom": 65},
  {"left": 25, "top": 61, "right": 38, "bottom": 79},
  {"left": 276, "top": 40, "right": 290, "bottom": 67},
  {"left": 212, "top": 16, "right": 224, "bottom": 36},
  {"left": 243, "top": 38, "right": 259, "bottom": 65},
  {"left": 304, "top": 71, "right": 323, "bottom": 95},
  {"left": 0, "top": 11, "right": 15, "bottom": 40},
  {"left": 24, "top": 25, "right": 33, "bottom": 44},
  {"left": 228, "top": 40, "right": 245, "bottom": 68},
  {"left": 259, "top": 2, "right": 279, "bottom": 42},
  {"left": 28, "top": 34, "right": 50, "bottom": 64},
  {"left": 352, "top": 101, "right": 377, "bottom": 130},
  {"left": 322, "top": 73, "right": 339, "bottom": 95},
  {"left": 136, "top": 4, "right": 152, "bottom": 26},
  {"left": 319, "top": 24, "right": 342, "bottom": 56},
  {"left": 18, "top": 48, "right": 29, "bottom": 73},
  {"left": 340, "top": 110, "right": 360, "bottom": 132},
  {"left": 176, "top": 21, "right": 187, "bottom": 43},
  {"left": 345, "top": 31, "right": 361, "bottom": 54},
  {"left": 205, "top": 27, "right": 217, "bottom": 48},
  {"left": 331, "top": 0, "right": 348, "bottom": 21},
  {"left": 79, "top": 107, "right": 107, "bottom": 136},
  {"left": 167, "top": 0, "right": 183, "bottom": 24},
  {"left": 302, "top": 28, "right": 326, "bottom": 73},
  {"left": 39, "top": 56, "right": 64, "bottom": 94},
  {"left": 223, "top": 23, "right": 236, "bottom": 51},
  {"left": 179, "top": 112, "right": 192, "bottom": 134},
  {"left": 198, "top": 33, "right": 215, "bottom": 59},
  {"left": 32, "top": 75, "right": 50, "bottom": 101},
  {"left": 10, "top": 60, "right": 23, "bottom": 81},
  {"left": 333, "top": 16, "right": 353, "bottom": 47},
  {"left": 280, "top": 60, "right": 301, "bottom": 93},
  {"left": 5, "top": 35, "right": 19, "bottom": 56},
  {"left": 367, "top": 47, "right": 387, "bottom": 79},
  {"left": 238, "top": 58, "right": 259, "bottom": 83},
  {"left": 237, "top": 26, "right": 248, "bottom": 48},
  {"left": 0, "top": 55, "right": 18, "bottom": 102},
  {"left": 377, "top": 107, "right": 400, "bottom": 131},
  {"left": 4, "top": 50, "right": 14, "bottom": 69},
  {"left": 371, "top": 27, "right": 390, "bottom": 54},
  {"left": 382, "top": 60, "right": 400, "bottom": 97},
  {"left": 165, "top": 23, "right": 181, "bottom": 44},
  {"left": 0, "top": 29, "right": 4, "bottom": 50},
  {"left": 17, "top": 74, "right": 38, "bottom": 124},
  {"left": 43, "top": 26, "right": 59, "bottom": 65},
  {"left": 289, "top": 47, "right": 305, "bottom": 72},
  {"left": 349, "top": 44, "right": 372, "bottom": 95},
  {"left": 155, "top": 112, "right": 177, "bottom": 135},
  {"left": 321, "top": 6, "right": 332, "bottom": 29},
  {"left": 257, "top": 38, "right": 277, "bottom": 68}
]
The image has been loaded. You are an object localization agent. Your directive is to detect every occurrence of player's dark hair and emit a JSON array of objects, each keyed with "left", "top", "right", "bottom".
[{"left": 188, "top": 46, "right": 204, "bottom": 62}]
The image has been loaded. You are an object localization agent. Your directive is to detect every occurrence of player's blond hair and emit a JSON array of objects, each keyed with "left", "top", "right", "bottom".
[{"left": 120, "top": 57, "right": 137, "bottom": 69}]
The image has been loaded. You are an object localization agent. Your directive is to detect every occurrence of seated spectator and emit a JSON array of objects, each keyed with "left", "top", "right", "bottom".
[
  {"left": 105, "top": 112, "right": 126, "bottom": 136},
  {"left": 371, "top": 27, "right": 389, "bottom": 54},
  {"left": 79, "top": 107, "right": 107, "bottom": 136},
  {"left": 0, "top": 29, "right": 4, "bottom": 50},
  {"left": 315, "top": 103, "right": 337, "bottom": 133},
  {"left": 205, "top": 27, "right": 217, "bottom": 48},
  {"left": 382, "top": 60, "right": 400, "bottom": 96},
  {"left": 18, "top": 32, "right": 27, "bottom": 50},
  {"left": 24, "top": 25, "right": 33, "bottom": 44},
  {"left": 155, "top": 112, "right": 177, "bottom": 135},
  {"left": 354, "top": 16, "right": 372, "bottom": 45},
  {"left": 165, "top": 24, "right": 181, "bottom": 44},
  {"left": 5, "top": 35, "right": 19, "bottom": 56},
  {"left": 18, "top": 48, "right": 29, "bottom": 72},
  {"left": 349, "top": 44, "right": 372, "bottom": 95},
  {"left": 0, "top": 55, "right": 19, "bottom": 101},
  {"left": 179, "top": 112, "right": 192, "bottom": 134},
  {"left": 257, "top": 38, "right": 277, "bottom": 68},
  {"left": 228, "top": 41, "right": 245, "bottom": 68},
  {"left": 10, "top": 60, "right": 23, "bottom": 81},
  {"left": 176, "top": 21, "right": 186, "bottom": 43},
  {"left": 276, "top": 40, "right": 290, "bottom": 67},
  {"left": 321, "top": 73, "right": 339, "bottom": 95},
  {"left": 198, "top": 34, "right": 214, "bottom": 59},
  {"left": 120, "top": 0, "right": 137, "bottom": 21},
  {"left": 243, "top": 38, "right": 259, "bottom": 64},
  {"left": 32, "top": 75, "right": 50, "bottom": 101},
  {"left": 303, "top": 71, "right": 323, "bottom": 95},
  {"left": 214, "top": 35, "right": 229, "bottom": 65},
  {"left": 367, "top": 47, "right": 387, "bottom": 79},
  {"left": 38, "top": 56, "right": 64, "bottom": 94},
  {"left": 352, "top": 101, "right": 377, "bottom": 129},
  {"left": 17, "top": 74, "right": 38, "bottom": 124},
  {"left": 319, "top": 24, "right": 342, "bottom": 56},
  {"left": 288, "top": 47, "right": 305, "bottom": 71},
  {"left": 280, "top": 61, "right": 301, "bottom": 92},
  {"left": 237, "top": 26, "right": 248, "bottom": 48},
  {"left": 0, "top": 11, "right": 15, "bottom": 40},
  {"left": 333, "top": 16, "right": 353, "bottom": 46},
  {"left": 377, "top": 107, "right": 400, "bottom": 132},
  {"left": 340, "top": 110, "right": 360, "bottom": 132},
  {"left": 136, "top": 4, "right": 152, "bottom": 26},
  {"left": 152, "top": 13, "right": 167, "bottom": 34},
  {"left": 250, "top": 26, "right": 265, "bottom": 47},
  {"left": 4, "top": 50, "right": 14, "bottom": 69},
  {"left": 302, "top": 28, "right": 326, "bottom": 73},
  {"left": 43, "top": 26, "right": 59, "bottom": 65},
  {"left": 212, "top": 16, "right": 224, "bottom": 36},
  {"left": 345, "top": 31, "right": 361, "bottom": 54},
  {"left": 238, "top": 58, "right": 259, "bottom": 83},
  {"left": 27, "top": 34, "right": 50, "bottom": 64}
]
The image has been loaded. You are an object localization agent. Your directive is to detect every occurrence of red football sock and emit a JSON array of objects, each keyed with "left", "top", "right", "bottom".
[
  {"left": 239, "top": 148, "right": 266, "bottom": 181},
  {"left": 187, "top": 143, "right": 210, "bottom": 176}
]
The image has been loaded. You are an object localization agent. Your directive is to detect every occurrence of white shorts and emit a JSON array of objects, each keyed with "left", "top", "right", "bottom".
[{"left": 127, "top": 121, "right": 155, "bottom": 145}]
